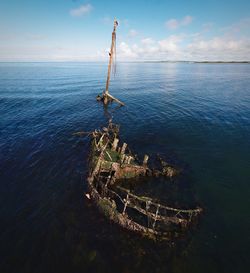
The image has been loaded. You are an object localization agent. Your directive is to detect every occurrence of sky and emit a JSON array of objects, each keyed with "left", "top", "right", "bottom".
[{"left": 0, "top": 0, "right": 250, "bottom": 61}]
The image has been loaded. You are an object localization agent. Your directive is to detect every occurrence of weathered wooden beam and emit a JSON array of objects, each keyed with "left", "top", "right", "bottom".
[
  {"left": 106, "top": 93, "right": 125, "bottom": 106},
  {"left": 143, "top": 154, "right": 149, "bottom": 166},
  {"left": 120, "top": 143, "right": 127, "bottom": 155},
  {"left": 112, "top": 138, "right": 119, "bottom": 151},
  {"left": 117, "top": 185, "right": 202, "bottom": 214},
  {"left": 105, "top": 20, "right": 118, "bottom": 96}
]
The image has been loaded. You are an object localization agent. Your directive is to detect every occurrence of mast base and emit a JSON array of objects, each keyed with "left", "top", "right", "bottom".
[{"left": 96, "top": 92, "right": 125, "bottom": 106}]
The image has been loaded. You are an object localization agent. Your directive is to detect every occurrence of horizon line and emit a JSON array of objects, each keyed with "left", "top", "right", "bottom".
[{"left": 0, "top": 60, "right": 249, "bottom": 63}]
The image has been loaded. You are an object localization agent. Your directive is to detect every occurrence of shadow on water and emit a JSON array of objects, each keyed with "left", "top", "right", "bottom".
[{"left": 0, "top": 62, "right": 250, "bottom": 273}]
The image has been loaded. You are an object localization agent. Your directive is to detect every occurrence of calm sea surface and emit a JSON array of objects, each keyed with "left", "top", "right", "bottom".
[{"left": 0, "top": 62, "right": 250, "bottom": 273}]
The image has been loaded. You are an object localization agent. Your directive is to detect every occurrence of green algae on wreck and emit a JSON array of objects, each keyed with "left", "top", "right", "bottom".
[{"left": 86, "top": 121, "right": 202, "bottom": 240}]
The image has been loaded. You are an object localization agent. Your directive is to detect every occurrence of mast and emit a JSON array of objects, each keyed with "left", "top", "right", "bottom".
[
  {"left": 105, "top": 19, "right": 118, "bottom": 95},
  {"left": 97, "top": 18, "right": 124, "bottom": 106}
]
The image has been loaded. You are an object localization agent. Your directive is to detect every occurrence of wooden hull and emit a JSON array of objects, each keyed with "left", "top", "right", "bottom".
[{"left": 86, "top": 122, "right": 202, "bottom": 240}]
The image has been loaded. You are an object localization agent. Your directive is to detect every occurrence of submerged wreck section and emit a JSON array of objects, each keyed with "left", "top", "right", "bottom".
[{"left": 87, "top": 121, "right": 202, "bottom": 240}]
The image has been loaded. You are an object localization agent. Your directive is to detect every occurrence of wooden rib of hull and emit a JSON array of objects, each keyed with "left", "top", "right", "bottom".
[{"left": 86, "top": 122, "right": 202, "bottom": 240}]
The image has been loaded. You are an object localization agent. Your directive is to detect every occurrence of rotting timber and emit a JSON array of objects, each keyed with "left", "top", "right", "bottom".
[
  {"left": 89, "top": 18, "right": 202, "bottom": 240},
  {"left": 96, "top": 19, "right": 125, "bottom": 106},
  {"left": 87, "top": 121, "right": 202, "bottom": 240}
]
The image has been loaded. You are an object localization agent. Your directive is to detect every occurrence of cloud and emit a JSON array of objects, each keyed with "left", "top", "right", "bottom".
[
  {"left": 128, "top": 29, "right": 138, "bottom": 37},
  {"left": 113, "top": 31, "right": 250, "bottom": 61},
  {"left": 187, "top": 37, "right": 250, "bottom": 60},
  {"left": 141, "top": 38, "right": 155, "bottom": 45},
  {"left": 221, "top": 17, "right": 250, "bottom": 37},
  {"left": 119, "top": 42, "right": 138, "bottom": 58},
  {"left": 70, "top": 4, "right": 92, "bottom": 17},
  {"left": 158, "top": 35, "right": 183, "bottom": 52},
  {"left": 165, "top": 15, "right": 193, "bottom": 30},
  {"left": 2, "top": 16, "right": 249, "bottom": 62},
  {"left": 114, "top": 34, "right": 184, "bottom": 60}
]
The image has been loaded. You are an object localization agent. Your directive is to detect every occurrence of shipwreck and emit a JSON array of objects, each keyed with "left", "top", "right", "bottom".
[
  {"left": 83, "top": 19, "right": 202, "bottom": 240},
  {"left": 86, "top": 121, "right": 202, "bottom": 240}
]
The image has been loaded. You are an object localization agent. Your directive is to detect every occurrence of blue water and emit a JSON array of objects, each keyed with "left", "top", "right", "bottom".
[{"left": 0, "top": 62, "right": 250, "bottom": 273}]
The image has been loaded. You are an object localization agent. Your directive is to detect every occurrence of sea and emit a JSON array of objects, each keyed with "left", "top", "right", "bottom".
[{"left": 0, "top": 62, "right": 250, "bottom": 273}]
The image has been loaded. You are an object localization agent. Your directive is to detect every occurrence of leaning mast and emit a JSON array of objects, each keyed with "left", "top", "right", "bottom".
[
  {"left": 97, "top": 18, "right": 124, "bottom": 106},
  {"left": 104, "top": 19, "right": 118, "bottom": 97}
]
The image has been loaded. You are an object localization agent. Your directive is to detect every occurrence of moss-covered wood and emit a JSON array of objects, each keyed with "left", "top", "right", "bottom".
[{"left": 86, "top": 121, "right": 202, "bottom": 240}]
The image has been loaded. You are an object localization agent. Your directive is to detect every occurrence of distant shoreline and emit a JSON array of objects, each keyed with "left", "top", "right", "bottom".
[
  {"left": 142, "top": 61, "right": 250, "bottom": 64},
  {"left": 0, "top": 60, "right": 249, "bottom": 64}
]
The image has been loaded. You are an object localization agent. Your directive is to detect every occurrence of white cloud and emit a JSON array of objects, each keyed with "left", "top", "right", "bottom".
[
  {"left": 115, "top": 35, "right": 184, "bottom": 60},
  {"left": 187, "top": 37, "right": 250, "bottom": 60},
  {"left": 119, "top": 42, "right": 138, "bottom": 58},
  {"left": 114, "top": 32, "right": 250, "bottom": 61},
  {"left": 158, "top": 35, "right": 183, "bottom": 52},
  {"left": 1, "top": 17, "right": 249, "bottom": 62},
  {"left": 70, "top": 4, "right": 93, "bottom": 17},
  {"left": 141, "top": 38, "right": 155, "bottom": 45},
  {"left": 220, "top": 18, "right": 250, "bottom": 45},
  {"left": 165, "top": 15, "right": 193, "bottom": 29},
  {"left": 128, "top": 29, "right": 138, "bottom": 37}
]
